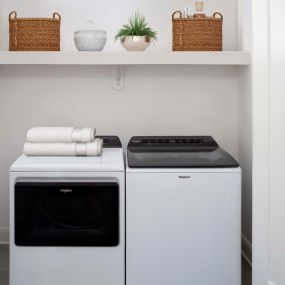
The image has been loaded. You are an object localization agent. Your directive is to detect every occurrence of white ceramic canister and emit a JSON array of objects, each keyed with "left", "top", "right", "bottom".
[{"left": 74, "top": 20, "right": 107, "bottom": 51}]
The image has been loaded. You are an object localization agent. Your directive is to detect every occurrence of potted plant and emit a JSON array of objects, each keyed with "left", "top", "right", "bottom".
[{"left": 115, "top": 12, "right": 157, "bottom": 51}]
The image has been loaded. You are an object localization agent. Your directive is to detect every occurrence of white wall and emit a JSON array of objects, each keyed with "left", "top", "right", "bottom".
[
  {"left": 0, "top": 65, "right": 240, "bottom": 239},
  {"left": 0, "top": 0, "right": 237, "bottom": 51},
  {"left": 0, "top": 0, "right": 241, "bottom": 242},
  {"left": 237, "top": 0, "right": 252, "bottom": 261},
  {"left": 239, "top": 66, "right": 252, "bottom": 260},
  {"left": 251, "top": 0, "right": 270, "bottom": 283},
  {"left": 268, "top": 0, "right": 285, "bottom": 283},
  {"left": 251, "top": 0, "right": 285, "bottom": 283}
]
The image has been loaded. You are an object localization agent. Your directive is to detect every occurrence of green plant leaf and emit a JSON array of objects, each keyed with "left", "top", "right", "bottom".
[{"left": 115, "top": 12, "right": 157, "bottom": 42}]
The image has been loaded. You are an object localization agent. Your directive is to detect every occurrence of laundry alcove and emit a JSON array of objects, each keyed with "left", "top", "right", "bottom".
[{"left": 0, "top": 0, "right": 253, "bottom": 281}]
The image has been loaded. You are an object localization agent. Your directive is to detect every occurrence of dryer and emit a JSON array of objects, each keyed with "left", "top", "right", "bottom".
[
  {"left": 126, "top": 136, "right": 241, "bottom": 285},
  {"left": 10, "top": 136, "right": 125, "bottom": 285}
]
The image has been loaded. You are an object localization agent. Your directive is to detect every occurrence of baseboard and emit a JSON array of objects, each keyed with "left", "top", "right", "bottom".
[
  {"left": 0, "top": 228, "right": 9, "bottom": 244},
  {"left": 242, "top": 233, "right": 252, "bottom": 266}
]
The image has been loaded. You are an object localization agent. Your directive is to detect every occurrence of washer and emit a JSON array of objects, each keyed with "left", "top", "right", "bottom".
[
  {"left": 126, "top": 136, "right": 241, "bottom": 285},
  {"left": 10, "top": 136, "right": 125, "bottom": 285}
]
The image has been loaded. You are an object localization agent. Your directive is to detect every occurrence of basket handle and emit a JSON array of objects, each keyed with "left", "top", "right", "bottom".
[
  {"left": 53, "top": 12, "right": 61, "bottom": 20},
  {"left": 9, "top": 11, "right": 17, "bottom": 20},
  {"left": 172, "top": 11, "right": 182, "bottom": 20},
  {"left": 213, "top": 12, "right": 223, "bottom": 20}
]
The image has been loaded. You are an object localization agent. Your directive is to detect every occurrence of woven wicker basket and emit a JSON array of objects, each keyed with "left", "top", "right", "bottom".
[
  {"left": 9, "top": 11, "right": 61, "bottom": 51},
  {"left": 172, "top": 11, "right": 223, "bottom": 51}
]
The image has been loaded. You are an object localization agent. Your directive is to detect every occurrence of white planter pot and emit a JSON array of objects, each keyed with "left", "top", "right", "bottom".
[{"left": 121, "top": 36, "right": 151, "bottom": 51}]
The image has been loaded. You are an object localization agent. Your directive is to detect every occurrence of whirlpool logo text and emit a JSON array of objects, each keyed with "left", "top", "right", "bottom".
[
  {"left": 178, "top": 176, "right": 191, "bottom": 179},
  {"left": 60, "top": 189, "right": 73, "bottom": 193}
]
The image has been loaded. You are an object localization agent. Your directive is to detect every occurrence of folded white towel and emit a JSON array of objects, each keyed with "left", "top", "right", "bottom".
[
  {"left": 23, "top": 139, "right": 103, "bottom": 157},
  {"left": 27, "top": 127, "right": 96, "bottom": 143}
]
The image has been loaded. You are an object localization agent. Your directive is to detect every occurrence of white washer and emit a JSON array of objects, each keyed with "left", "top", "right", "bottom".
[
  {"left": 126, "top": 136, "right": 241, "bottom": 285},
  {"left": 10, "top": 136, "right": 125, "bottom": 285}
]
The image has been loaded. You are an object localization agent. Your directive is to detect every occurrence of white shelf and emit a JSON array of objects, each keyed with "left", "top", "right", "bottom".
[{"left": 0, "top": 51, "right": 250, "bottom": 66}]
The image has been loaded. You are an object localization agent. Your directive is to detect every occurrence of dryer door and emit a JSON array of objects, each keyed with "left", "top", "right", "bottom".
[{"left": 15, "top": 182, "right": 119, "bottom": 246}]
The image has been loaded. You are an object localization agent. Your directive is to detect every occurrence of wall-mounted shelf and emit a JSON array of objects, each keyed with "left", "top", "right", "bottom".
[{"left": 0, "top": 51, "right": 250, "bottom": 66}]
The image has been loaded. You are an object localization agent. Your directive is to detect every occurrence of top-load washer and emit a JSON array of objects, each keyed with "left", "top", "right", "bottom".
[
  {"left": 10, "top": 136, "right": 125, "bottom": 285},
  {"left": 126, "top": 136, "right": 241, "bottom": 285}
]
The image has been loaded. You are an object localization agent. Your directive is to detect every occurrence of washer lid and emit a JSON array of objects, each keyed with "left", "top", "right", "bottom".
[{"left": 127, "top": 136, "right": 239, "bottom": 168}]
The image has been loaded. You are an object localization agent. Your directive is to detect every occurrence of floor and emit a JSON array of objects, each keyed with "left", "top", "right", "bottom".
[
  {"left": 0, "top": 245, "right": 9, "bottom": 285},
  {"left": 0, "top": 244, "right": 251, "bottom": 285}
]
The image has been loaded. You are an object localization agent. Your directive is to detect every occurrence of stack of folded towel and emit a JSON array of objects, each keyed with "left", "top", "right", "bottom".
[{"left": 24, "top": 127, "right": 103, "bottom": 156}]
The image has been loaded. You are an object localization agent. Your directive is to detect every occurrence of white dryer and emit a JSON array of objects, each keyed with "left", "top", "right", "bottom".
[
  {"left": 126, "top": 136, "right": 241, "bottom": 285},
  {"left": 10, "top": 136, "right": 125, "bottom": 285}
]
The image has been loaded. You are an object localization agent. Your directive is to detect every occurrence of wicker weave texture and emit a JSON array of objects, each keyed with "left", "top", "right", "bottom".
[
  {"left": 9, "top": 11, "right": 61, "bottom": 51},
  {"left": 172, "top": 11, "right": 223, "bottom": 51}
]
